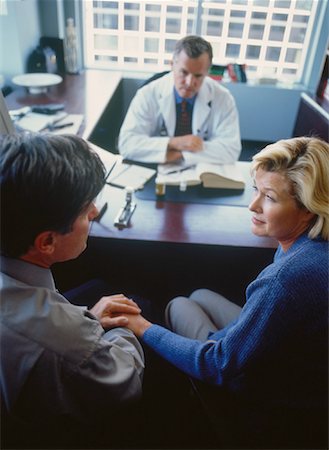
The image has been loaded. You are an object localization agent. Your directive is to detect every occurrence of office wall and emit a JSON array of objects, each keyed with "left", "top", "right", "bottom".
[
  {"left": 226, "top": 83, "right": 303, "bottom": 141},
  {"left": 0, "top": 0, "right": 41, "bottom": 86}
]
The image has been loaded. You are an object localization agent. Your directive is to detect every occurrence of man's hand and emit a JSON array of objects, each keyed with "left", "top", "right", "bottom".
[
  {"left": 165, "top": 148, "right": 183, "bottom": 163},
  {"left": 168, "top": 135, "right": 204, "bottom": 154},
  {"left": 90, "top": 294, "right": 141, "bottom": 329}
]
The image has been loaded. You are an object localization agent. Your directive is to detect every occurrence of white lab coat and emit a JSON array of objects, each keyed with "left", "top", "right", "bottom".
[{"left": 118, "top": 71, "right": 241, "bottom": 164}]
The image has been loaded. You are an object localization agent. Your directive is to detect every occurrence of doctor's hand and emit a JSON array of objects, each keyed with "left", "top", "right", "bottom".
[
  {"left": 90, "top": 294, "right": 141, "bottom": 329},
  {"left": 168, "top": 135, "right": 204, "bottom": 154}
]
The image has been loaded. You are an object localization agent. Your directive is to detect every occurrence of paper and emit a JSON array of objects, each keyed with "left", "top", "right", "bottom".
[
  {"left": 49, "top": 114, "right": 84, "bottom": 135},
  {"left": 15, "top": 111, "right": 68, "bottom": 132},
  {"left": 108, "top": 164, "right": 156, "bottom": 190},
  {"left": 156, "top": 164, "right": 200, "bottom": 186},
  {"left": 88, "top": 141, "right": 121, "bottom": 173}
]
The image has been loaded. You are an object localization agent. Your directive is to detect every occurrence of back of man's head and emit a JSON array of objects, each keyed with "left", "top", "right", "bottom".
[
  {"left": 0, "top": 133, "right": 105, "bottom": 258},
  {"left": 173, "top": 35, "right": 213, "bottom": 64}
]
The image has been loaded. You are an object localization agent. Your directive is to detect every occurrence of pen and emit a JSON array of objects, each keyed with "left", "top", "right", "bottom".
[
  {"left": 49, "top": 122, "right": 74, "bottom": 130},
  {"left": 166, "top": 165, "right": 195, "bottom": 175},
  {"left": 94, "top": 202, "right": 108, "bottom": 222}
]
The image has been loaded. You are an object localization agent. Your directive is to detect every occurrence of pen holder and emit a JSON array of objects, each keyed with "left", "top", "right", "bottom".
[{"left": 114, "top": 187, "right": 136, "bottom": 227}]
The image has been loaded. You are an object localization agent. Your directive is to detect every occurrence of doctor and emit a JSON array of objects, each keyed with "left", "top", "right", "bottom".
[{"left": 118, "top": 35, "right": 241, "bottom": 164}]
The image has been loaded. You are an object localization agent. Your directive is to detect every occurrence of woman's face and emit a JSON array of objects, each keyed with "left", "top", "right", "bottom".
[{"left": 249, "top": 168, "right": 314, "bottom": 251}]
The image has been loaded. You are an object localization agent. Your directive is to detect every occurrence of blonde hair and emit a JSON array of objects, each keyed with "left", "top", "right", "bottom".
[{"left": 251, "top": 137, "right": 329, "bottom": 241}]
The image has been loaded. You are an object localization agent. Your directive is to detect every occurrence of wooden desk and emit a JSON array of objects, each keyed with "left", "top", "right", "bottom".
[
  {"left": 5, "top": 70, "right": 122, "bottom": 139},
  {"left": 5, "top": 70, "right": 276, "bottom": 251},
  {"left": 91, "top": 184, "right": 276, "bottom": 249}
]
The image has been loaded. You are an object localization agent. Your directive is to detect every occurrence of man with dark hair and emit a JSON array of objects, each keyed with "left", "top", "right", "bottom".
[
  {"left": 0, "top": 133, "right": 144, "bottom": 448},
  {"left": 119, "top": 35, "right": 241, "bottom": 164}
]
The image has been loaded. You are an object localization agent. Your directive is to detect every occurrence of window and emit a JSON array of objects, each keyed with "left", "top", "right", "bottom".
[{"left": 83, "top": 0, "right": 320, "bottom": 84}]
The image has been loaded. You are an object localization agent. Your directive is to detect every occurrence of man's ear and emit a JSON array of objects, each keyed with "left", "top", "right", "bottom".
[{"left": 34, "top": 231, "right": 56, "bottom": 255}]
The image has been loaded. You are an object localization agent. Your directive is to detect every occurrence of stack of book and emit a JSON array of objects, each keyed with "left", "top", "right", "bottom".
[{"left": 227, "top": 63, "right": 247, "bottom": 83}]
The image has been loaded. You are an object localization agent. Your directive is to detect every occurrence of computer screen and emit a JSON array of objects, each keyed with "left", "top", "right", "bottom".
[{"left": 0, "top": 90, "right": 15, "bottom": 134}]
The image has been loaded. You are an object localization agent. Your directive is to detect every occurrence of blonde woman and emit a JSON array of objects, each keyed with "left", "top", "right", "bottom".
[{"left": 122, "top": 137, "right": 329, "bottom": 448}]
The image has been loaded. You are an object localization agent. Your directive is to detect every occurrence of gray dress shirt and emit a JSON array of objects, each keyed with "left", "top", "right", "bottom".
[{"left": 0, "top": 256, "right": 144, "bottom": 426}]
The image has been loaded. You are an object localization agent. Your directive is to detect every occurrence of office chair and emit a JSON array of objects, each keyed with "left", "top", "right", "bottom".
[
  {"left": 140, "top": 70, "right": 170, "bottom": 88},
  {"left": 293, "top": 92, "right": 329, "bottom": 143}
]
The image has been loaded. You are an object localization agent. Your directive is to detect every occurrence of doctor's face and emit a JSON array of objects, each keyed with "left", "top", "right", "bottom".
[{"left": 172, "top": 50, "right": 211, "bottom": 98}]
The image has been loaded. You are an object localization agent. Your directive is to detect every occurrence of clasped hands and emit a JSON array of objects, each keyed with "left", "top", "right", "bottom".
[
  {"left": 90, "top": 294, "right": 151, "bottom": 336},
  {"left": 166, "top": 134, "right": 203, "bottom": 162}
]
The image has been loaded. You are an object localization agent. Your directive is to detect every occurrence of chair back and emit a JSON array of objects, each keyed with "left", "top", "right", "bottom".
[{"left": 293, "top": 93, "right": 329, "bottom": 142}]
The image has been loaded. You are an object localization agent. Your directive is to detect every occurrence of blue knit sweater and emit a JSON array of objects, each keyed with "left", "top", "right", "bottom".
[{"left": 143, "top": 234, "right": 328, "bottom": 409}]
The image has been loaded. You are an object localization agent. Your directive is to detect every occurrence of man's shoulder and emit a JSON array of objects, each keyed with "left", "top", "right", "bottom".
[{"left": 0, "top": 277, "right": 102, "bottom": 352}]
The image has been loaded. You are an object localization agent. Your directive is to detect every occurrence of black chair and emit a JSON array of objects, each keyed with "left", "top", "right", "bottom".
[
  {"left": 1, "top": 86, "right": 13, "bottom": 97},
  {"left": 140, "top": 70, "right": 170, "bottom": 88},
  {"left": 293, "top": 92, "right": 329, "bottom": 142}
]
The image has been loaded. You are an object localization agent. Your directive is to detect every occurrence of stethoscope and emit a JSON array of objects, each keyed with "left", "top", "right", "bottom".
[{"left": 159, "top": 119, "right": 168, "bottom": 136}]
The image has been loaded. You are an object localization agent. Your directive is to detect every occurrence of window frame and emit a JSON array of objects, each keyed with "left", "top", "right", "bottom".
[{"left": 80, "top": 0, "right": 329, "bottom": 91}]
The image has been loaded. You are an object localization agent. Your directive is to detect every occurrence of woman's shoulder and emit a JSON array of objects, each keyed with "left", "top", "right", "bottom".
[
  {"left": 288, "top": 235, "right": 328, "bottom": 264},
  {"left": 268, "top": 236, "right": 328, "bottom": 291},
  {"left": 247, "top": 237, "right": 327, "bottom": 313},
  {"left": 253, "top": 236, "right": 327, "bottom": 286}
]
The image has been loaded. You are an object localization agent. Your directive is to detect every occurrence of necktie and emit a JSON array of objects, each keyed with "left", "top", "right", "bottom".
[{"left": 175, "top": 99, "right": 192, "bottom": 136}]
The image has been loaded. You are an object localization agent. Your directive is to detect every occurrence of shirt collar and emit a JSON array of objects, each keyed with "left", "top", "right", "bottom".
[
  {"left": 174, "top": 88, "right": 196, "bottom": 106},
  {"left": 0, "top": 256, "right": 56, "bottom": 291}
]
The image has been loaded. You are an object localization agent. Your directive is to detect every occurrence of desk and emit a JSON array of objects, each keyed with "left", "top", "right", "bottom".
[
  {"left": 91, "top": 184, "right": 276, "bottom": 249},
  {"left": 5, "top": 70, "right": 122, "bottom": 139},
  {"left": 5, "top": 70, "right": 277, "bottom": 303},
  {"left": 5, "top": 70, "right": 276, "bottom": 250}
]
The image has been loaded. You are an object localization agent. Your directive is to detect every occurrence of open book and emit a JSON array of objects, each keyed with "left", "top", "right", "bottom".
[{"left": 156, "top": 162, "right": 246, "bottom": 189}]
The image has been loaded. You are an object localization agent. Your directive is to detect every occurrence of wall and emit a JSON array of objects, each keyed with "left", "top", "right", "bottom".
[
  {"left": 226, "top": 82, "right": 303, "bottom": 141},
  {"left": 0, "top": 0, "right": 41, "bottom": 87}
]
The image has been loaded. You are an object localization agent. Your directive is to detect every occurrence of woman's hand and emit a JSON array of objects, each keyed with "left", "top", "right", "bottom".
[{"left": 120, "top": 313, "right": 152, "bottom": 337}]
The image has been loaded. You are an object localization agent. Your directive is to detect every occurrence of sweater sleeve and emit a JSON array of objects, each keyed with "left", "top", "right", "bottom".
[
  {"left": 142, "top": 324, "right": 225, "bottom": 382},
  {"left": 143, "top": 238, "right": 328, "bottom": 387},
  {"left": 142, "top": 274, "right": 303, "bottom": 385}
]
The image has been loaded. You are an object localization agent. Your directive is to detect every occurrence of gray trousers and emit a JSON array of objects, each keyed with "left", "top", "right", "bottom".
[{"left": 165, "top": 289, "right": 242, "bottom": 341}]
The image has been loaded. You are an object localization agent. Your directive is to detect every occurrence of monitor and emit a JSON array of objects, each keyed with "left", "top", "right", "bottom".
[{"left": 0, "top": 90, "right": 15, "bottom": 134}]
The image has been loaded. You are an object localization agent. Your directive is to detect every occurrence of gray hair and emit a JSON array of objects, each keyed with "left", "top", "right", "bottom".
[{"left": 173, "top": 35, "right": 213, "bottom": 65}]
